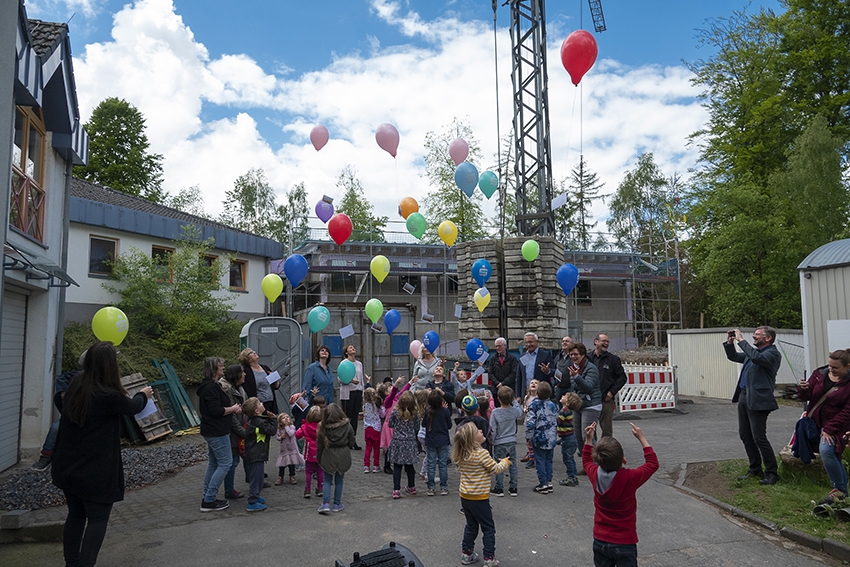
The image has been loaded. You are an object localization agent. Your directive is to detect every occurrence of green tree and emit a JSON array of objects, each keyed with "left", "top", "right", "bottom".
[
  {"left": 554, "top": 156, "right": 604, "bottom": 249},
  {"left": 421, "top": 118, "right": 488, "bottom": 242},
  {"left": 103, "top": 226, "right": 236, "bottom": 359},
  {"left": 335, "top": 165, "right": 388, "bottom": 242},
  {"left": 607, "top": 152, "right": 669, "bottom": 256},
  {"left": 166, "top": 185, "right": 208, "bottom": 218},
  {"left": 75, "top": 97, "right": 165, "bottom": 202}
]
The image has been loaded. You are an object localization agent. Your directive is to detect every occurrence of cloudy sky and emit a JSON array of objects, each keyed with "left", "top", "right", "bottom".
[{"left": 27, "top": 0, "right": 783, "bottom": 235}]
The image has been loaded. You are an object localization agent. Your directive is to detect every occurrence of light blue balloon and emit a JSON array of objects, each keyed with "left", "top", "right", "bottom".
[
  {"left": 283, "top": 254, "right": 309, "bottom": 288},
  {"left": 556, "top": 264, "right": 580, "bottom": 295},
  {"left": 308, "top": 306, "right": 330, "bottom": 333},
  {"left": 465, "top": 338, "right": 485, "bottom": 361},
  {"left": 384, "top": 309, "right": 401, "bottom": 335},
  {"left": 454, "top": 162, "right": 479, "bottom": 198},
  {"left": 422, "top": 331, "right": 440, "bottom": 354},
  {"left": 471, "top": 258, "right": 492, "bottom": 287},
  {"left": 337, "top": 360, "right": 355, "bottom": 384}
]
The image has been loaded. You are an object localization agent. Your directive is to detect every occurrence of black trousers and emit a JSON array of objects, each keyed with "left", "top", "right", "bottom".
[
  {"left": 63, "top": 490, "right": 113, "bottom": 567},
  {"left": 738, "top": 389, "right": 777, "bottom": 476},
  {"left": 342, "top": 390, "right": 363, "bottom": 436}
]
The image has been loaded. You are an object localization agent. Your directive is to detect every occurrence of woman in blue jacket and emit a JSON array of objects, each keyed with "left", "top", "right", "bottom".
[
  {"left": 303, "top": 345, "right": 335, "bottom": 405},
  {"left": 569, "top": 342, "right": 601, "bottom": 448}
]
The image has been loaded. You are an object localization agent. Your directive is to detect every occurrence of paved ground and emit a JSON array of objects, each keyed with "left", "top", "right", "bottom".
[{"left": 0, "top": 397, "right": 841, "bottom": 567}]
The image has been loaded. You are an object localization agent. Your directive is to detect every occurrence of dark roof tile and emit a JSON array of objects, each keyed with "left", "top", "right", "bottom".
[{"left": 27, "top": 19, "right": 67, "bottom": 58}]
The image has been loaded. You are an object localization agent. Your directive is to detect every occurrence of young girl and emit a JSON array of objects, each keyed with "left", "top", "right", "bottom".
[
  {"left": 521, "top": 379, "right": 539, "bottom": 467},
  {"left": 316, "top": 403, "right": 356, "bottom": 514},
  {"left": 294, "top": 405, "right": 323, "bottom": 498},
  {"left": 423, "top": 389, "right": 453, "bottom": 495},
  {"left": 388, "top": 391, "right": 420, "bottom": 499},
  {"left": 454, "top": 422, "right": 510, "bottom": 567},
  {"left": 414, "top": 389, "right": 430, "bottom": 477},
  {"left": 275, "top": 413, "right": 304, "bottom": 485},
  {"left": 380, "top": 375, "right": 414, "bottom": 474},
  {"left": 362, "top": 387, "right": 385, "bottom": 473}
]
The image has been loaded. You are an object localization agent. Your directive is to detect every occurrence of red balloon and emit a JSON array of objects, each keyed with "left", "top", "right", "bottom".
[
  {"left": 560, "top": 30, "right": 598, "bottom": 86},
  {"left": 328, "top": 213, "right": 353, "bottom": 245}
]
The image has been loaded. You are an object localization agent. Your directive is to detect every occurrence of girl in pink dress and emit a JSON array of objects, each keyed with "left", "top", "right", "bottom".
[
  {"left": 380, "top": 375, "right": 417, "bottom": 474},
  {"left": 275, "top": 413, "right": 305, "bottom": 485}
]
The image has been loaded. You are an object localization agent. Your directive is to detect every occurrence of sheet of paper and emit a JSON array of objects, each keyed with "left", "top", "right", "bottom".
[
  {"left": 477, "top": 351, "right": 489, "bottom": 364},
  {"left": 322, "top": 194, "right": 333, "bottom": 204},
  {"left": 471, "top": 366, "right": 484, "bottom": 379},
  {"left": 266, "top": 371, "right": 281, "bottom": 384},
  {"left": 371, "top": 322, "right": 383, "bottom": 333},
  {"left": 403, "top": 282, "right": 416, "bottom": 294},
  {"left": 421, "top": 314, "right": 434, "bottom": 324},
  {"left": 376, "top": 357, "right": 380, "bottom": 365},
  {"left": 339, "top": 325, "right": 354, "bottom": 338},
  {"left": 552, "top": 192, "right": 568, "bottom": 210},
  {"left": 554, "top": 369, "right": 563, "bottom": 384},
  {"left": 454, "top": 304, "right": 462, "bottom": 318},
  {"left": 134, "top": 398, "right": 157, "bottom": 420},
  {"left": 293, "top": 395, "right": 309, "bottom": 411}
]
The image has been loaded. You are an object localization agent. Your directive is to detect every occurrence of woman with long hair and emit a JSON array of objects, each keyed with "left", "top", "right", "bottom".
[
  {"left": 219, "top": 364, "right": 248, "bottom": 500},
  {"left": 51, "top": 341, "right": 153, "bottom": 567},
  {"left": 411, "top": 345, "right": 440, "bottom": 393}
]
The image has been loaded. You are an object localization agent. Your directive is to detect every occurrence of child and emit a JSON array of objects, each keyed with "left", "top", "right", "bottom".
[
  {"left": 388, "top": 390, "right": 420, "bottom": 498},
  {"left": 242, "top": 397, "right": 277, "bottom": 511},
  {"left": 381, "top": 375, "right": 414, "bottom": 474},
  {"left": 456, "top": 394, "right": 491, "bottom": 454},
  {"left": 454, "top": 422, "right": 510, "bottom": 567},
  {"left": 558, "top": 392, "right": 582, "bottom": 487},
  {"left": 275, "top": 413, "right": 304, "bottom": 485},
  {"left": 423, "top": 389, "right": 453, "bottom": 496},
  {"left": 489, "top": 386, "right": 522, "bottom": 497},
  {"left": 362, "top": 387, "right": 385, "bottom": 473},
  {"left": 414, "top": 389, "right": 430, "bottom": 477},
  {"left": 295, "top": 405, "right": 324, "bottom": 498},
  {"left": 525, "top": 381, "right": 558, "bottom": 494},
  {"left": 520, "top": 379, "right": 540, "bottom": 468},
  {"left": 316, "top": 403, "right": 356, "bottom": 514},
  {"left": 583, "top": 422, "right": 658, "bottom": 567}
]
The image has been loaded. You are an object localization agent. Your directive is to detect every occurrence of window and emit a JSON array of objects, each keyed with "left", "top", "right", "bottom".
[
  {"left": 330, "top": 272, "right": 355, "bottom": 293},
  {"left": 89, "top": 237, "right": 118, "bottom": 276},
  {"left": 230, "top": 259, "right": 247, "bottom": 291},
  {"left": 575, "top": 280, "right": 592, "bottom": 306},
  {"left": 10, "top": 106, "right": 46, "bottom": 241},
  {"left": 152, "top": 245, "right": 174, "bottom": 282},
  {"left": 202, "top": 254, "right": 217, "bottom": 284}
]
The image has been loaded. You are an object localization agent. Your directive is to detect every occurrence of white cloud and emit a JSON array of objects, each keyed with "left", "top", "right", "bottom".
[{"left": 71, "top": 0, "right": 706, "bottom": 231}]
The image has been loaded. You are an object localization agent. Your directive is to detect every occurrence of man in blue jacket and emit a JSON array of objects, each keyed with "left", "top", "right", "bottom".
[
  {"left": 516, "top": 332, "right": 554, "bottom": 399},
  {"left": 724, "top": 326, "right": 782, "bottom": 485}
]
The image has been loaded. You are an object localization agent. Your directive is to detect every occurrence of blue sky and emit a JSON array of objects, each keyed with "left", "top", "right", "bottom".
[{"left": 26, "top": 0, "right": 784, "bottom": 228}]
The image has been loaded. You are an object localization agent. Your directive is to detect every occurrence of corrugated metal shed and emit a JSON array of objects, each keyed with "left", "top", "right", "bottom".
[
  {"left": 668, "top": 328, "right": 804, "bottom": 399},
  {"left": 798, "top": 238, "right": 850, "bottom": 271}
]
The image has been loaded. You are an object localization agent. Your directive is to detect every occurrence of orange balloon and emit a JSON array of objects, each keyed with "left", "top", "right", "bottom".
[{"left": 398, "top": 197, "right": 419, "bottom": 219}]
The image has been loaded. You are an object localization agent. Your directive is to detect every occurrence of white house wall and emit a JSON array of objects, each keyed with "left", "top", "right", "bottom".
[{"left": 65, "top": 222, "right": 269, "bottom": 322}]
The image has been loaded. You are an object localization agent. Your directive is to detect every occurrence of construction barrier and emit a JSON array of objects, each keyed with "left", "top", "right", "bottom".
[{"left": 618, "top": 364, "right": 677, "bottom": 412}]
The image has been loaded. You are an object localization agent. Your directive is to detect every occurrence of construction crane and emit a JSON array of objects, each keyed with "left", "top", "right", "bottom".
[{"left": 506, "top": 0, "right": 604, "bottom": 236}]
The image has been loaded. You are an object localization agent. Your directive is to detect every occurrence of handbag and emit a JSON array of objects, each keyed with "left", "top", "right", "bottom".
[{"left": 792, "top": 386, "right": 831, "bottom": 464}]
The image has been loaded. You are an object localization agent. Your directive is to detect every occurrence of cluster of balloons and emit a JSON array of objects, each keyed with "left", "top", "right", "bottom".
[
  {"left": 92, "top": 306, "right": 129, "bottom": 346},
  {"left": 557, "top": 263, "right": 580, "bottom": 295},
  {"left": 561, "top": 30, "right": 598, "bottom": 86},
  {"left": 450, "top": 138, "right": 499, "bottom": 200}
]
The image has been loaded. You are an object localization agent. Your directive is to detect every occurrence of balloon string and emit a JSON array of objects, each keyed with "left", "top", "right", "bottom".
[{"left": 563, "top": 86, "right": 578, "bottom": 185}]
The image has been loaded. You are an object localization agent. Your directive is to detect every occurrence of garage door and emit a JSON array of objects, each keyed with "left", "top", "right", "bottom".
[{"left": 0, "top": 288, "right": 27, "bottom": 471}]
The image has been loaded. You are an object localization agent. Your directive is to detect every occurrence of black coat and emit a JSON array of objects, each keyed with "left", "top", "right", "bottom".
[
  {"left": 52, "top": 390, "right": 147, "bottom": 503},
  {"left": 487, "top": 351, "right": 519, "bottom": 393},
  {"left": 198, "top": 378, "right": 233, "bottom": 437},
  {"left": 242, "top": 363, "right": 279, "bottom": 413},
  {"left": 587, "top": 350, "right": 627, "bottom": 398},
  {"left": 244, "top": 414, "right": 278, "bottom": 464}
]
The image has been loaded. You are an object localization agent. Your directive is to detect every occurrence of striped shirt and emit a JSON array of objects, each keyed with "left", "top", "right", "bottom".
[{"left": 457, "top": 447, "right": 510, "bottom": 500}]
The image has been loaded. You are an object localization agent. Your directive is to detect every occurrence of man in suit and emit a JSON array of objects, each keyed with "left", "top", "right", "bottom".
[
  {"left": 587, "top": 333, "right": 628, "bottom": 438},
  {"left": 516, "top": 332, "right": 554, "bottom": 399},
  {"left": 485, "top": 337, "right": 518, "bottom": 397},
  {"left": 724, "top": 326, "right": 782, "bottom": 485}
]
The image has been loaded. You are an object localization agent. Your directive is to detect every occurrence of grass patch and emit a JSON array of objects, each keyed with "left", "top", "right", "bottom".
[{"left": 716, "top": 459, "right": 850, "bottom": 544}]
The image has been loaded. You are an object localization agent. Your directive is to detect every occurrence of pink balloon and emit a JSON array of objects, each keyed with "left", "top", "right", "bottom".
[
  {"left": 375, "top": 123, "right": 399, "bottom": 157},
  {"left": 328, "top": 213, "right": 353, "bottom": 245},
  {"left": 560, "top": 30, "right": 598, "bottom": 86},
  {"left": 449, "top": 138, "right": 469, "bottom": 166},
  {"left": 310, "top": 125, "right": 329, "bottom": 151},
  {"left": 409, "top": 340, "right": 422, "bottom": 358}
]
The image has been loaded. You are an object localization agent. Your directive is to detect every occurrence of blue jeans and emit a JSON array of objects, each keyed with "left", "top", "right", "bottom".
[
  {"left": 43, "top": 419, "right": 60, "bottom": 452},
  {"left": 593, "top": 538, "right": 637, "bottom": 567},
  {"left": 533, "top": 447, "right": 554, "bottom": 486},
  {"left": 820, "top": 437, "right": 848, "bottom": 496},
  {"left": 246, "top": 460, "right": 265, "bottom": 504},
  {"left": 493, "top": 442, "right": 517, "bottom": 491},
  {"left": 461, "top": 497, "right": 496, "bottom": 559},
  {"left": 202, "top": 435, "right": 232, "bottom": 502},
  {"left": 560, "top": 434, "right": 578, "bottom": 478},
  {"left": 323, "top": 472, "right": 345, "bottom": 505},
  {"left": 224, "top": 451, "right": 240, "bottom": 495},
  {"left": 426, "top": 444, "right": 450, "bottom": 490}
]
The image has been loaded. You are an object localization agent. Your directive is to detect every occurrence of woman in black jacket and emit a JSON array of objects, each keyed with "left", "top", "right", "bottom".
[
  {"left": 51, "top": 341, "right": 152, "bottom": 567},
  {"left": 239, "top": 347, "right": 279, "bottom": 414}
]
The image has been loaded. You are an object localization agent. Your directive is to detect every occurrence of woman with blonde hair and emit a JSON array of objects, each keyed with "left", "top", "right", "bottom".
[{"left": 239, "top": 347, "right": 279, "bottom": 414}]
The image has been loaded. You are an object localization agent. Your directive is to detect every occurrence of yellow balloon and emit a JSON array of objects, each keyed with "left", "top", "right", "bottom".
[
  {"left": 370, "top": 255, "right": 390, "bottom": 283},
  {"left": 438, "top": 220, "right": 458, "bottom": 247},
  {"left": 473, "top": 287, "right": 491, "bottom": 312},
  {"left": 261, "top": 273, "right": 284, "bottom": 302},
  {"left": 91, "top": 306, "right": 129, "bottom": 346}
]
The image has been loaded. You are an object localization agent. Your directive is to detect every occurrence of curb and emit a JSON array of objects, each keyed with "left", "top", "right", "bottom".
[
  {"left": 0, "top": 514, "right": 63, "bottom": 544},
  {"left": 675, "top": 463, "right": 850, "bottom": 562}
]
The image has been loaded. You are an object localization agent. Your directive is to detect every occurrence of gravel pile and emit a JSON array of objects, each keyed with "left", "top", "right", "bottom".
[
  {"left": 614, "top": 346, "right": 669, "bottom": 365},
  {"left": 0, "top": 437, "right": 207, "bottom": 511}
]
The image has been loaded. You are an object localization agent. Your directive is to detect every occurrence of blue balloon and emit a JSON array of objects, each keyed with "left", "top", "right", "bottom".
[
  {"left": 454, "top": 162, "right": 479, "bottom": 198},
  {"left": 384, "top": 309, "right": 401, "bottom": 335},
  {"left": 283, "top": 254, "right": 309, "bottom": 288},
  {"left": 557, "top": 264, "right": 580, "bottom": 295},
  {"left": 465, "top": 338, "right": 485, "bottom": 361},
  {"left": 422, "top": 331, "right": 440, "bottom": 354},
  {"left": 471, "top": 258, "right": 492, "bottom": 287}
]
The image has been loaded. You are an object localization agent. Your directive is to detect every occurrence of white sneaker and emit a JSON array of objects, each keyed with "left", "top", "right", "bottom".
[{"left": 364, "top": 466, "right": 371, "bottom": 473}]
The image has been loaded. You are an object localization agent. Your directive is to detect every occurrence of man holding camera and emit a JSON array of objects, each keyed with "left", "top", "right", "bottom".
[{"left": 724, "top": 327, "right": 782, "bottom": 485}]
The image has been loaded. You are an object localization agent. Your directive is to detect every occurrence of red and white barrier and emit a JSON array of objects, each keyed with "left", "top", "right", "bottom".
[{"left": 618, "top": 364, "right": 676, "bottom": 412}]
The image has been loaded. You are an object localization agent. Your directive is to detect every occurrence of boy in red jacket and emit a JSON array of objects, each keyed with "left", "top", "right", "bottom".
[{"left": 582, "top": 421, "right": 658, "bottom": 567}]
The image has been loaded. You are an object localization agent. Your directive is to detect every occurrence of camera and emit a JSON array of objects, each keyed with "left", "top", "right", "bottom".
[{"left": 727, "top": 330, "right": 735, "bottom": 338}]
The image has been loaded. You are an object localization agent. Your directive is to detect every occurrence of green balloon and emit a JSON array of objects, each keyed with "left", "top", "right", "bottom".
[
  {"left": 406, "top": 212, "right": 427, "bottom": 239},
  {"left": 365, "top": 298, "right": 384, "bottom": 324},
  {"left": 478, "top": 171, "right": 499, "bottom": 199},
  {"left": 522, "top": 239, "right": 539, "bottom": 261}
]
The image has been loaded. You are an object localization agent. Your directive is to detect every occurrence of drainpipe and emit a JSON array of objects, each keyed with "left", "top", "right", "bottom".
[{"left": 52, "top": 160, "right": 73, "bottom": 417}]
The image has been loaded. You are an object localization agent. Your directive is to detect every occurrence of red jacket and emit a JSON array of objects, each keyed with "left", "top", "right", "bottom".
[
  {"left": 582, "top": 444, "right": 659, "bottom": 545},
  {"left": 798, "top": 366, "right": 850, "bottom": 455},
  {"left": 294, "top": 422, "right": 319, "bottom": 463}
]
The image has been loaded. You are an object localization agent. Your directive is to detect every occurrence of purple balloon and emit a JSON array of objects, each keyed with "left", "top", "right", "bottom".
[{"left": 316, "top": 200, "right": 334, "bottom": 223}]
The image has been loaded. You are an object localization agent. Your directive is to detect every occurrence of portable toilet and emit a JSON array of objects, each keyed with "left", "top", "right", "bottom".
[{"left": 240, "top": 317, "right": 303, "bottom": 411}]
